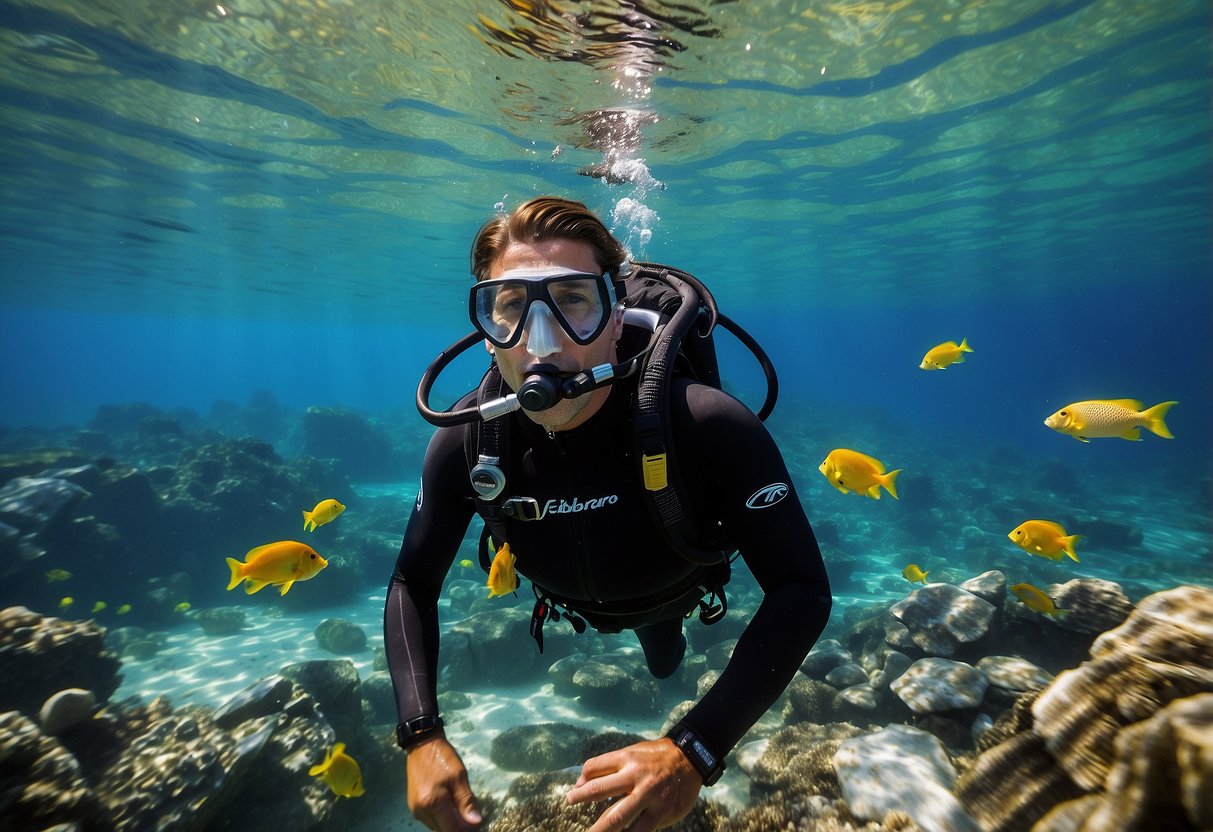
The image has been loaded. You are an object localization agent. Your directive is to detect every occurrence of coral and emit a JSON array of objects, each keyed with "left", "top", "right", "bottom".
[
  {"left": 954, "top": 730, "right": 1086, "bottom": 832},
  {"left": 489, "top": 722, "right": 594, "bottom": 772},
  {"left": 782, "top": 676, "right": 843, "bottom": 724},
  {"left": 955, "top": 585, "right": 1213, "bottom": 832},
  {"left": 489, "top": 788, "right": 728, "bottom": 832},
  {"left": 749, "top": 722, "right": 866, "bottom": 801},
  {"left": 0, "top": 605, "right": 122, "bottom": 718},
  {"left": 721, "top": 793, "right": 922, "bottom": 831}
]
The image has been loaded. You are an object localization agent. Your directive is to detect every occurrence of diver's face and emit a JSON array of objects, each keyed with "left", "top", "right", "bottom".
[{"left": 487, "top": 238, "right": 621, "bottom": 431}]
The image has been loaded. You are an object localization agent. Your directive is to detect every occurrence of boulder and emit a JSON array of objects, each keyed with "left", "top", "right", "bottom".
[
  {"left": 834, "top": 723, "right": 979, "bottom": 832},
  {"left": 888, "top": 584, "right": 997, "bottom": 657},
  {"left": 891, "top": 658, "right": 988, "bottom": 714}
]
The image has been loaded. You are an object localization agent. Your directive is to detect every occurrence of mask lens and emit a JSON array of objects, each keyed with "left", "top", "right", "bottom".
[{"left": 470, "top": 271, "right": 614, "bottom": 347}]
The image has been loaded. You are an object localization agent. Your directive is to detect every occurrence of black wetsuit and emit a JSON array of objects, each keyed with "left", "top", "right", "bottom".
[{"left": 385, "top": 376, "right": 832, "bottom": 761}]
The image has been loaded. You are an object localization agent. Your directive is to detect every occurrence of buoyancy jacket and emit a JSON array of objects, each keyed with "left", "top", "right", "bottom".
[{"left": 384, "top": 376, "right": 832, "bottom": 760}]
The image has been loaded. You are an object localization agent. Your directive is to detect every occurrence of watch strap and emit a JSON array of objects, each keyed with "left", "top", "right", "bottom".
[
  {"left": 668, "top": 724, "right": 724, "bottom": 786},
  {"left": 396, "top": 714, "right": 444, "bottom": 750}
]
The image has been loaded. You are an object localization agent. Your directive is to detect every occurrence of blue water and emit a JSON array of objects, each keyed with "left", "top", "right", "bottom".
[{"left": 0, "top": 1, "right": 1210, "bottom": 828}]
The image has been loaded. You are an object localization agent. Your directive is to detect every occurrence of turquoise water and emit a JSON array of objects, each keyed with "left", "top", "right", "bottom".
[{"left": 1, "top": 1, "right": 1210, "bottom": 829}]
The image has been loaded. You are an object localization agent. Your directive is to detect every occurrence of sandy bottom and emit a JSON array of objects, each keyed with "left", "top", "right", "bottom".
[{"left": 112, "top": 590, "right": 752, "bottom": 829}]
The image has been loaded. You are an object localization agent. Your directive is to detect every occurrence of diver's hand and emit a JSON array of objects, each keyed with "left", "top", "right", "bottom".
[
  {"left": 566, "top": 737, "right": 702, "bottom": 832},
  {"left": 405, "top": 734, "right": 482, "bottom": 831}
]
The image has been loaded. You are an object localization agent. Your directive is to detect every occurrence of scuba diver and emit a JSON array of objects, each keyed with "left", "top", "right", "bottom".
[{"left": 385, "top": 196, "right": 831, "bottom": 832}]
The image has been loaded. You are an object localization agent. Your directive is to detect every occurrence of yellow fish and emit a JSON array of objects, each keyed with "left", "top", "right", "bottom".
[
  {"left": 819, "top": 448, "right": 901, "bottom": 500},
  {"left": 174, "top": 602, "right": 191, "bottom": 613},
  {"left": 1043, "top": 399, "right": 1176, "bottom": 443},
  {"left": 91, "top": 601, "right": 107, "bottom": 614},
  {"left": 902, "top": 564, "right": 929, "bottom": 585},
  {"left": 226, "top": 541, "right": 328, "bottom": 596},
  {"left": 117, "top": 604, "right": 132, "bottom": 615},
  {"left": 1008, "top": 520, "right": 1081, "bottom": 563},
  {"left": 59, "top": 596, "right": 74, "bottom": 611},
  {"left": 458, "top": 558, "right": 475, "bottom": 569},
  {"left": 309, "top": 743, "right": 365, "bottom": 798},
  {"left": 919, "top": 338, "right": 973, "bottom": 370},
  {"left": 303, "top": 498, "right": 346, "bottom": 532},
  {"left": 487, "top": 541, "right": 518, "bottom": 598},
  {"left": 45, "top": 569, "right": 72, "bottom": 582},
  {"left": 1010, "top": 583, "right": 1068, "bottom": 618}
]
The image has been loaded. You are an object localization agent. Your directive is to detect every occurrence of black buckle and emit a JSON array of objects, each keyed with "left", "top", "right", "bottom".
[{"left": 502, "top": 497, "right": 542, "bottom": 521}]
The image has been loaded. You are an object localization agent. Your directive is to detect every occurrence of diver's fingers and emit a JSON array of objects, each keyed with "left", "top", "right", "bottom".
[
  {"left": 567, "top": 769, "right": 630, "bottom": 806},
  {"left": 573, "top": 751, "right": 624, "bottom": 788},
  {"left": 585, "top": 795, "right": 643, "bottom": 832}
]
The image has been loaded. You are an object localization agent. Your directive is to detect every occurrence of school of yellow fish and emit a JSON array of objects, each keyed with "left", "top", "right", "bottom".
[{"left": 871, "top": 339, "right": 1177, "bottom": 617}]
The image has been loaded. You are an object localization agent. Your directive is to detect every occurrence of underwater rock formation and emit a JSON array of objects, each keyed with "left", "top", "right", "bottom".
[
  {"left": 834, "top": 723, "right": 978, "bottom": 832},
  {"left": 0, "top": 606, "right": 121, "bottom": 719},
  {"left": 313, "top": 617, "right": 368, "bottom": 654},
  {"left": 890, "top": 658, "right": 988, "bottom": 715},
  {"left": 955, "top": 584, "right": 1213, "bottom": 831},
  {"left": 302, "top": 407, "right": 400, "bottom": 481},
  {"left": 888, "top": 584, "right": 997, "bottom": 658},
  {"left": 193, "top": 606, "right": 246, "bottom": 635},
  {"left": 490, "top": 722, "right": 594, "bottom": 772}
]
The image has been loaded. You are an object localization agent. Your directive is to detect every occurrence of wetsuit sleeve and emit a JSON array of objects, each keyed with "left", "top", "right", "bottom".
[
  {"left": 671, "top": 382, "right": 832, "bottom": 758},
  {"left": 383, "top": 423, "right": 474, "bottom": 724}
]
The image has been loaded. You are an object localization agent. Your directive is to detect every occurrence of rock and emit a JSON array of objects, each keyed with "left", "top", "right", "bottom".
[
  {"left": 891, "top": 658, "right": 989, "bottom": 714},
  {"left": 39, "top": 687, "right": 96, "bottom": 735},
  {"left": 213, "top": 675, "right": 299, "bottom": 730},
  {"left": 976, "top": 655, "right": 1052, "bottom": 695},
  {"left": 280, "top": 659, "right": 363, "bottom": 741},
  {"left": 302, "top": 407, "right": 398, "bottom": 481},
  {"left": 0, "top": 606, "right": 121, "bottom": 718},
  {"left": 313, "top": 618, "right": 368, "bottom": 654},
  {"left": 799, "top": 638, "right": 851, "bottom": 678},
  {"left": 834, "top": 723, "right": 979, "bottom": 832},
  {"left": 444, "top": 607, "right": 571, "bottom": 689},
  {"left": 1048, "top": 578, "right": 1133, "bottom": 634},
  {"left": 734, "top": 737, "right": 770, "bottom": 775},
  {"left": 193, "top": 606, "right": 245, "bottom": 635},
  {"left": 958, "top": 570, "right": 1007, "bottom": 608},
  {"left": 824, "top": 662, "right": 868, "bottom": 689},
  {"left": 870, "top": 650, "right": 913, "bottom": 693},
  {"left": 838, "top": 684, "right": 880, "bottom": 712},
  {"left": 0, "top": 476, "right": 88, "bottom": 533},
  {"left": 490, "top": 722, "right": 594, "bottom": 772},
  {"left": 889, "top": 584, "right": 997, "bottom": 657},
  {"left": 570, "top": 660, "right": 660, "bottom": 717},
  {"left": 0, "top": 710, "right": 100, "bottom": 827},
  {"left": 360, "top": 671, "right": 397, "bottom": 725}
]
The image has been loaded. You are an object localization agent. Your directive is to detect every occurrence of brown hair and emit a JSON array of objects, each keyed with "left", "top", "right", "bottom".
[{"left": 470, "top": 196, "right": 628, "bottom": 281}]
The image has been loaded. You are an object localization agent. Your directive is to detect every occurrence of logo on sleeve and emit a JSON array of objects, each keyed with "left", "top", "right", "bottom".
[{"left": 745, "top": 482, "right": 788, "bottom": 509}]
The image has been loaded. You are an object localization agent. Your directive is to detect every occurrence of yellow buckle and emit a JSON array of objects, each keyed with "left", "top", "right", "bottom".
[{"left": 642, "top": 452, "right": 668, "bottom": 491}]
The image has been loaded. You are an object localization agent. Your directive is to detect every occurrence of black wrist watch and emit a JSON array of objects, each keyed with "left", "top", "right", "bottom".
[
  {"left": 668, "top": 725, "right": 724, "bottom": 786},
  {"left": 396, "top": 714, "right": 444, "bottom": 750}
]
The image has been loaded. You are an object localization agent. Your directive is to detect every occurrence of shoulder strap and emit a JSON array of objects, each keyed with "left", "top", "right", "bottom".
[{"left": 465, "top": 363, "right": 511, "bottom": 567}]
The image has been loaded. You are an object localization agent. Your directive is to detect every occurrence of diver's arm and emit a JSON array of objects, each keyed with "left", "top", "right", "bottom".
[
  {"left": 383, "top": 424, "right": 475, "bottom": 724},
  {"left": 671, "top": 383, "right": 833, "bottom": 758}
]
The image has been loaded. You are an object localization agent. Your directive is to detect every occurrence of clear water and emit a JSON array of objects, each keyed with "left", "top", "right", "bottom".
[{"left": 1, "top": 0, "right": 1209, "bottom": 827}]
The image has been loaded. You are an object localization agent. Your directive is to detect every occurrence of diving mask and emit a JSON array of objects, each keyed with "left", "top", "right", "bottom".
[{"left": 470, "top": 267, "right": 618, "bottom": 351}]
